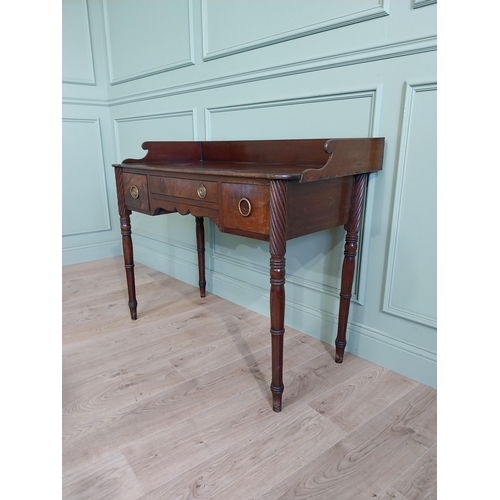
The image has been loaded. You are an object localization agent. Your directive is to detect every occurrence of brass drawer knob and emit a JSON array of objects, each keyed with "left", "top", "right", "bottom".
[
  {"left": 130, "top": 185, "right": 139, "bottom": 199},
  {"left": 238, "top": 197, "right": 252, "bottom": 217},
  {"left": 197, "top": 184, "right": 207, "bottom": 199}
]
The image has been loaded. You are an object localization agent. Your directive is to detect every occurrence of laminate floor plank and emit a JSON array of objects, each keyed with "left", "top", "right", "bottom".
[
  {"left": 122, "top": 340, "right": 327, "bottom": 493},
  {"left": 62, "top": 273, "right": 161, "bottom": 316},
  {"left": 62, "top": 451, "right": 144, "bottom": 500},
  {"left": 63, "top": 313, "right": 253, "bottom": 385},
  {"left": 62, "top": 258, "right": 437, "bottom": 499},
  {"left": 168, "top": 321, "right": 289, "bottom": 380},
  {"left": 123, "top": 382, "right": 278, "bottom": 492},
  {"left": 390, "top": 443, "right": 437, "bottom": 500},
  {"left": 62, "top": 289, "right": 226, "bottom": 345},
  {"left": 307, "top": 365, "right": 419, "bottom": 433},
  {"left": 293, "top": 332, "right": 338, "bottom": 356},
  {"left": 63, "top": 330, "right": 318, "bottom": 432},
  {"left": 63, "top": 341, "right": 292, "bottom": 475},
  {"left": 377, "top": 488, "right": 410, "bottom": 500},
  {"left": 141, "top": 405, "right": 347, "bottom": 500},
  {"left": 62, "top": 256, "right": 125, "bottom": 280},
  {"left": 280, "top": 351, "right": 375, "bottom": 412},
  {"left": 257, "top": 384, "right": 437, "bottom": 500},
  {"left": 62, "top": 278, "right": 195, "bottom": 330},
  {"left": 62, "top": 355, "right": 188, "bottom": 429}
]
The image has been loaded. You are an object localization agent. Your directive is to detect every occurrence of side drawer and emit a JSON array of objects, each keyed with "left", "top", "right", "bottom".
[
  {"left": 150, "top": 176, "right": 218, "bottom": 203},
  {"left": 222, "top": 182, "right": 270, "bottom": 235},
  {"left": 123, "top": 172, "right": 150, "bottom": 211}
]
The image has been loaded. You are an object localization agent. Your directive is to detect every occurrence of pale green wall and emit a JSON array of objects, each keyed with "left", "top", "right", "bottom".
[{"left": 62, "top": 0, "right": 437, "bottom": 388}]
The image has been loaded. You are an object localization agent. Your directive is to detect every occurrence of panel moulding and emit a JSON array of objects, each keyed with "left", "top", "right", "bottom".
[
  {"left": 201, "top": 0, "right": 390, "bottom": 61},
  {"left": 62, "top": 239, "right": 121, "bottom": 263},
  {"left": 204, "top": 87, "right": 383, "bottom": 307},
  {"left": 113, "top": 109, "right": 198, "bottom": 250},
  {"left": 103, "top": 0, "right": 196, "bottom": 85},
  {"left": 62, "top": 0, "right": 96, "bottom": 86},
  {"left": 131, "top": 218, "right": 199, "bottom": 263},
  {"left": 106, "top": 36, "right": 436, "bottom": 107},
  {"left": 204, "top": 90, "right": 379, "bottom": 139},
  {"left": 62, "top": 117, "right": 112, "bottom": 236},
  {"left": 383, "top": 81, "right": 437, "bottom": 328},
  {"left": 413, "top": 0, "right": 437, "bottom": 8},
  {"left": 133, "top": 241, "right": 200, "bottom": 289},
  {"left": 62, "top": 97, "right": 110, "bottom": 107},
  {"left": 113, "top": 109, "right": 197, "bottom": 162},
  {"left": 108, "top": 58, "right": 196, "bottom": 87}
]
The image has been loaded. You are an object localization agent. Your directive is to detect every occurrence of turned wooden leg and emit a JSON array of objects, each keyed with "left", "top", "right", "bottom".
[
  {"left": 115, "top": 167, "right": 138, "bottom": 320},
  {"left": 120, "top": 212, "right": 138, "bottom": 320},
  {"left": 195, "top": 216, "right": 206, "bottom": 298},
  {"left": 269, "top": 180, "right": 288, "bottom": 412},
  {"left": 335, "top": 173, "right": 368, "bottom": 363}
]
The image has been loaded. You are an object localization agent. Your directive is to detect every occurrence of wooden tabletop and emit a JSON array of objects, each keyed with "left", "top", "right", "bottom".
[{"left": 113, "top": 138, "right": 385, "bottom": 183}]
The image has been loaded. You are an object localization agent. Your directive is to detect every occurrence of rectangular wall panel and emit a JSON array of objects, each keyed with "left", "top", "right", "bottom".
[
  {"left": 207, "top": 91, "right": 378, "bottom": 307},
  {"left": 383, "top": 82, "right": 437, "bottom": 327},
  {"left": 201, "top": 0, "right": 389, "bottom": 60},
  {"left": 62, "top": 118, "right": 111, "bottom": 235},
  {"left": 206, "top": 92, "right": 376, "bottom": 140},
  {"left": 114, "top": 111, "right": 196, "bottom": 159},
  {"left": 62, "top": 0, "right": 95, "bottom": 85},
  {"left": 103, "top": 0, "right": 195, "bottom": 84},
  {"left": 114, "top": 111, "right": 197, "bottom": 249}
]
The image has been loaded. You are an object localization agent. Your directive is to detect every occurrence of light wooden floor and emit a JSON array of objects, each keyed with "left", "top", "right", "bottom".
[{"left": 62, "top": 257, "right": 437, "bottom": 500}]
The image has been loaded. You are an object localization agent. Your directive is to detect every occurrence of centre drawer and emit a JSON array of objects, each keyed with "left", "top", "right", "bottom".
[{"left": 150, "top": 176, "right": 218, "bottom": 203}]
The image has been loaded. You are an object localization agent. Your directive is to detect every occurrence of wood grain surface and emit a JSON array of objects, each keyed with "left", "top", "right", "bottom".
[{"left": 62, "top": 257, "right": 436, "bottom": 500}]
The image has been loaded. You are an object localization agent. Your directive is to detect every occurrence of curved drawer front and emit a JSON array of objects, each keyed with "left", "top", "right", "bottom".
[
  {"left": 123, "top": 172, "right": 150, "bottom": 211},
  {"left": 222, "top": 182, "right": 270, "bottom": 235},
  {"left": 150, "top": 176, "right": 218, "bottom": 203}
]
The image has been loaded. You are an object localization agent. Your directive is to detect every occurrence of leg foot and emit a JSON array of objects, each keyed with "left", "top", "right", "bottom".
[
  {"left": 334, "top": 340, "right": 346, "bottom": 363},
  {"left": 271, "top": 385, "right": 284, "bottom": 412},
  {"left": 129, "top": 301, "right": 138, "bottom": 320}
]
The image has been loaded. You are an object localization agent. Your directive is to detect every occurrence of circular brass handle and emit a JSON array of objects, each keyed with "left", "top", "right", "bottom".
[
  {"left": 238, "top": 197, "right": 252, "bottom": 217},
  {"left": 197, "top": 184, "right": 207, "bottom": 199},
  {"left": 130, "top": 185, "right": 139, "bottom": 199}
]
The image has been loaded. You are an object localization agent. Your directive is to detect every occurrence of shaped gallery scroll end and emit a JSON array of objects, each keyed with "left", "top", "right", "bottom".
[{"left": 299, "top": 138, "right": 385, "bottom": 183}]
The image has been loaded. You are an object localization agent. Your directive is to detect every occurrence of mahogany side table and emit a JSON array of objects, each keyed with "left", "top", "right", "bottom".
[{"left": 113, "top": 138, "right": 384, "bottom": 412}]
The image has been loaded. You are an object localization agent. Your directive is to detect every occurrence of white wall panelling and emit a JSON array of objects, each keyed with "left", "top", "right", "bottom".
[{"left": 62, "top": 0, "right": 437, "bottom": 387}]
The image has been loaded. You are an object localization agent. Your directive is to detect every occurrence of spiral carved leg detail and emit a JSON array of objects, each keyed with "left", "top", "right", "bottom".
[{"left": 269, "top": 180, "right": 288, "bottom": 412}]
